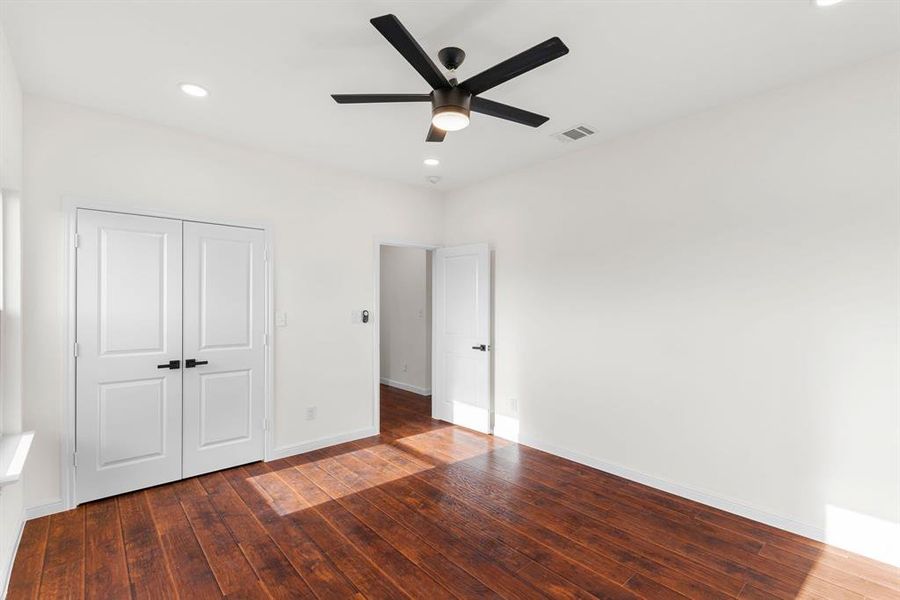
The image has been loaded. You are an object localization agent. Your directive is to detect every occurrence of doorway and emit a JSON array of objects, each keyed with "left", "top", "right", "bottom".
[
  {"left": 378, "top": 245, "right": 434, "bottom": 424},
  {"left": 374, "top": 241, "right": 493, "bottom": 435}
]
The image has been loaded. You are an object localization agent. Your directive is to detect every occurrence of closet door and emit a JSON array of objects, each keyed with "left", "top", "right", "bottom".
[
  {"left": 75, "top": 210, "right": 183, "bottom": 504},
  {"left": 182, "top": 222, "right": 266, "bottom": 477}
]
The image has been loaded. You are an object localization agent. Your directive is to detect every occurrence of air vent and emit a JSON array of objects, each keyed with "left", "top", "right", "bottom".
[{"left": 553, "top": 124, "right": 596, "bottom": 143}]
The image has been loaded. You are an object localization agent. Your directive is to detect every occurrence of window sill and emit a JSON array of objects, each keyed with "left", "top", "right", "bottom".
[{"left": 0, "top": 431, "right": 34, "bottom": 487}]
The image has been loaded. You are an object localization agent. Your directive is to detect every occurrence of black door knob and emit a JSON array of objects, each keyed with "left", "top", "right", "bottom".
[
  {"left": 471, "top": 344, "right": 487, "bottom": 351},
  {"left": 185, "top": 359, "right": 209, "bottom": 368},
  {"left": 157, "top": 360, "right": 180, "bottom": 369}
]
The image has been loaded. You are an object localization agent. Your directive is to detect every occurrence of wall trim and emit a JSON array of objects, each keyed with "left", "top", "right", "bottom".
[
  {"left": 18, "top": 427, "right": 378, "bottom": 521},
  {"left": 493, "top": 414, "right": 519, "bottom": 443},
  {"left": 518, "top": 434, "right": 828, "bottom": 544},
  {"left": 380, "top": 378, "right": 432, "bottom": 397},
  {"left": 268, "top": 426, "right": 378, "bottom": 462},
  {"left": 1, "top": 508, "right": 26, "bottom": 599},
  {"left": 520, "top": 435, "right": 900, "bottom": 565},
  {"left": 23, "top": 500, "right": 66, "bottom": 521}
]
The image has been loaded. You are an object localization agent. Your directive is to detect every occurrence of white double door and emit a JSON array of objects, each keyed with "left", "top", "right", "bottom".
[{"left": 75, "top": 209, "right": 266, "bottom": 504}]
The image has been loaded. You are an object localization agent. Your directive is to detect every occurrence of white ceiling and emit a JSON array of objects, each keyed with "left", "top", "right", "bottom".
[{"left": 2, "top": 0, "right": 898, "bottom": 189}]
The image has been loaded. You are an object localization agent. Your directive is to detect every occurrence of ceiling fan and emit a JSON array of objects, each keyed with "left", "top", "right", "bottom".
[{"left": 331, "top": 14, "right": 569, "bottom": 142}]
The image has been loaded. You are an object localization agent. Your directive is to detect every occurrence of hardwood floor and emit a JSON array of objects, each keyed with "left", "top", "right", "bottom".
[{"left": 9, "top": 385, "right": 899, "bottom": 599}]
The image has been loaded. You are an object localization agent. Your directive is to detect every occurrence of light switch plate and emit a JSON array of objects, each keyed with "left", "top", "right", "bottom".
[{"left": 275, "top": 311, "right": 288, "bottom": 327}]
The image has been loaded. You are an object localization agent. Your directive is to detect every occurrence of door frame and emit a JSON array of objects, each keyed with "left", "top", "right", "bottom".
[
  {"left": 62, "top": 197, "right": 275, "bottom": 511},
  {"left": 372, "top": 239, "right": 441, "bottom": 432}
]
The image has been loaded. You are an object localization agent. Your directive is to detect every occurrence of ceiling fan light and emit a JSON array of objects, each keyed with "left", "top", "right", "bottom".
[{"left": 432, "top": 107, "right": 470, "bottom": 131}]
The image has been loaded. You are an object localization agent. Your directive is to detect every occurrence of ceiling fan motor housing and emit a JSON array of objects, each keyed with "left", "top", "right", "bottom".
[
  {"left": 438, "top": 46, "right": 466, "bottom": 71},
  {"left": 431, "top": 86, "right": 471, "bottom": 120}
]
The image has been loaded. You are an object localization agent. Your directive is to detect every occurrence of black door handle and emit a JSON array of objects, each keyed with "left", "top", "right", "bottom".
[
  {"left": 185, "top": 359, "right": 209, "bottom": 368},
  {"left": 471, "top": 345, "right": 487, "bottom": 351},
  {"left": 157, "top": 360, "right": 180, "bottom": 369}
]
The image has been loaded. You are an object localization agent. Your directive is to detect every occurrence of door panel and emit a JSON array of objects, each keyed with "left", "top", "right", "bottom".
[
  {"left": 99, "top": 228, "right": 168, "bottom": 354},
  {"left": 98, "top": 377, "right": 167, "bottom": 466},
  {"left": 76, "top": 210, "right": 183, "bottom": 503},
  {"left": 199, "top": 237, "right": 253, "bottom": 349},
  {"left": 198, "top": 370, "right": 252, "bottom": 447},
  {"left": 433, "top": 243, "right": 492, "bottom": 433},
  {"left": 183, "top": 222, "right": 266, "bottom": 477}
]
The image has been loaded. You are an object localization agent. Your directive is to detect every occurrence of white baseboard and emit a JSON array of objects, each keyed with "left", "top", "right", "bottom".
[
  {"left": 518, "top": 435, "right": 829, "bottom": 544},
  {"left": 20, "top": 428, "right": 380, "bottom": 517},
  {"left": 493, "top": 413, "right": 520, "bottom": 443},
  {"left": 16, "top": 428, "right": 378, "bottom": 520},
  {"left": 24, "top": 499, "right": 66, "bottom": 520},
  {"left": 268, "top": 426, "right": 379, "bottom": 461},
  {"left": 1, "top": 510, "right": 26, "bottom": 600},
  {"left": 520, "top": 435, "right": 900, "bottom": 566},
  {"left": 380, "top": 378, "right": 431, "bottom": 397}
]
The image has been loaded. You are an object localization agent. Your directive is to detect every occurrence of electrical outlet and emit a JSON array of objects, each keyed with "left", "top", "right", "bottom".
[
  {"left": 305, "top": 406, "right": 317, "bottom": 421},
  {"left": 402, "top": 363, "right": 408, "bottom": 372},
  {"left": 509, "top": 398, "right": 518, "bottom": 413}
]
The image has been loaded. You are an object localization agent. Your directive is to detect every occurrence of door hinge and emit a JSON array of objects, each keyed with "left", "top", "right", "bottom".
[
  {"left": 263, "top": 333, "right": 269, "bottom": 347},
  {"left": 73, "top": 233, "right": 81, "bottom": 249},
  {"left": 264, "top": 247, "right": 269, "bottom": 262},
  {"left": 262, "top": 418, "right": 269, "bottom": 431},
  {"left": 73, "top": 342, "right": 79, "bottom": 357},
  {"left": 73, "top": 452, "right": 78, "bottom": 468}
]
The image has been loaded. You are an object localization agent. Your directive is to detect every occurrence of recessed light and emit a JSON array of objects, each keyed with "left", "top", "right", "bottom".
[
  {"left": 813, "top": 0, "right": 844, "bottom": 6},
  {"left": 424, "top": 158, "right": 440, "bottom": 167},
  {"left": 179, "top": 83, "right": 209, "bottom": 98}
]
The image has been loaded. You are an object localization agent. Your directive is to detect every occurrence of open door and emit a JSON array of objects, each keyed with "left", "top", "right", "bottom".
[{"left": 432, "top": 243, "right": 492, "bottom": 433}]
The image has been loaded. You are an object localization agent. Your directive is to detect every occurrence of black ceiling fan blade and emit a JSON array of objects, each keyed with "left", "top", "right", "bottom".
[
  {"left": 331, "top": 94, "right": 431, "bottom": 104},
  {"left": 426, "top": 124, "right": 446, "bottom": 142},
  {"left": 460, "top": 37, "right": 569, "bottom": 96},
  {"left": 471, "top": 97, "right": 549, "bottom": 127},
  {"left": 370, "top": 14, "right": 449, "bottom": 90}
]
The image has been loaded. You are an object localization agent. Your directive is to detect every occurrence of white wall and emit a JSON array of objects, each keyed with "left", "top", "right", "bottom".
[
  {"left": 443, "top": 54, "right": 900, "bottom": 566},
  {"left": 22, "top": 97, "right": 443, "bottom": 511},
  {"left": 0, "top": 21, "right": 25, "bottom": 594},
  {"left": 379, "top": 246, "right": 431, "bottom": 395},
  {"left": 0, "top": 27, "right": 21, "bottom": 193}
]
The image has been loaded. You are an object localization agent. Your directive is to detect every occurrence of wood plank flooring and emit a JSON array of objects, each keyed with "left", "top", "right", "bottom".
[{"left": 9, "top": 385, "right": 899, "bottom": 598}]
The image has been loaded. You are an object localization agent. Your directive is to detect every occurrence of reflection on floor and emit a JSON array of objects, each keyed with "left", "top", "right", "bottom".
[{"left": 9, "top": 384, "right": 899, "bottom": 598}]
